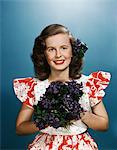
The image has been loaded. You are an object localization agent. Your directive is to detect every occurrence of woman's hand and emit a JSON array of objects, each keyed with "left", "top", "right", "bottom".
[{"left": 80, "top": 101, "right": 109, "bottom": 131}]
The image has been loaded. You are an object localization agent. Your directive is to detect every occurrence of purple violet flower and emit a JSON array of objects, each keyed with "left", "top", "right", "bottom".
[
  {"left": 72, "top": 38, "right": 88, "bottom": 57},
  {"left": 33, "top": 80, "right": 84, "bottom": 130}
]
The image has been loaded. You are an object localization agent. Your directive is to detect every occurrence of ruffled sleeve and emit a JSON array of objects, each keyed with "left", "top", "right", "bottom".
[
  {"left": 86, "top": 71, "right": 111, "bottom": 107},
  {"left": 13, "top": 77, "right": 37, "bottom": 109}
]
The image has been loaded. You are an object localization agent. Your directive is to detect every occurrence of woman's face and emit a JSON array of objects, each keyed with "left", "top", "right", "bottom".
[{"left": 44, "top": 33, "right": 72, "bottom": 72}]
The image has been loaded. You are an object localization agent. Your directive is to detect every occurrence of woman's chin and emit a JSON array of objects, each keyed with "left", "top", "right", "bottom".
[{"left": 52, "top": 66, "right": 69, "bottom": 72}]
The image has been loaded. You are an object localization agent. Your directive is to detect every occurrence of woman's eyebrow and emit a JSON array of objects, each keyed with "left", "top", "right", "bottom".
[
  {"left": 46, "top": 44, "right": 69, "bottom": 49},
  {"left": 46, "top": 46, "right": 55, "bottom": 49},
  {"left": 61, "top": 45, "right": 69, "bottom": 47}
]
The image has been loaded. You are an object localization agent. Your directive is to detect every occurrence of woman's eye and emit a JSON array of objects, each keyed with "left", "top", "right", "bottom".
[
  {"left": 47, "top": 48, "right": 55, "bottom": 52},
  {"left": 61, "top": 47, "right": 67, "bottom": 50}
]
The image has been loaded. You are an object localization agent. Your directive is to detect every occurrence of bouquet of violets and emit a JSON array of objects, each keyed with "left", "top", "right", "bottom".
[{"left": 33, "top": 80, "right": 84, "bottom": 130}]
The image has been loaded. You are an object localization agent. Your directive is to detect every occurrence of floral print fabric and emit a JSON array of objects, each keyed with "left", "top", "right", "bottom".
[
  {"left": 86, "top": 71, "right": 111, "bottom": 107},
  {"left": 13, "top": 71, "right": 111, "bottom": 109},
  {"left": 28, "top": 132, "right": 98, "bottom": 150},
  {"left": 13, "top": 71, "right": 111, "bottom": 150}
]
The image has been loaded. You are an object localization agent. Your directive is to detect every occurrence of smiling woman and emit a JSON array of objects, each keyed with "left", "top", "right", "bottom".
[
  {"left": 13, "top": 24, "right": 111, "bottom": 150},
  {"left": 44, "top": 33, "right": 72, "bottom": 77},
  {"left": 31, "top": 24, "right": 84, "bottom": 81}
]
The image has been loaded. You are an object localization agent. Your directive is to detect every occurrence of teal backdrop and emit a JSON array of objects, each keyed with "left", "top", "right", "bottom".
[{"left": 1, "top": 0, "right": 117, "bottom": 149}]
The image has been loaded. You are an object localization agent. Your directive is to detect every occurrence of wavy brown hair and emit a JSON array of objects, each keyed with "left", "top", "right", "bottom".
[{"left": 31, "top": 24, "right": 83, "bottom": 80}]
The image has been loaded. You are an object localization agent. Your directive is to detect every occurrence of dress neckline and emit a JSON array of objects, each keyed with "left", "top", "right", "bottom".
[{"left": 46, "top": 74, "right": 84, "bottom": 85}]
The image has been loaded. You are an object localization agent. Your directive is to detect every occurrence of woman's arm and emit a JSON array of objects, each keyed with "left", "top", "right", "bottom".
[
  {"left": 80, "top": 101, "right": 109, "bottom": 131},
  {"left": 16, "top": 104, "right": 39, "bottom": 135}
]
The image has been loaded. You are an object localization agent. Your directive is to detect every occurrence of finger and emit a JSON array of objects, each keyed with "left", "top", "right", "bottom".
[{"left": 80, "top": 112, "right": 85, "bottom": 118}]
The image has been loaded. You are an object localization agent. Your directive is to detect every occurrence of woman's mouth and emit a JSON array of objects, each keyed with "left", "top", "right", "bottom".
[{"left": 54, "top": 60, "right": 65, "bottom": 65}]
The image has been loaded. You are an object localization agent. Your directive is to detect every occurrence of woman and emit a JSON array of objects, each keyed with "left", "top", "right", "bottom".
[{"left": 13, "top": 24, "right": 111, "bottom": 149}]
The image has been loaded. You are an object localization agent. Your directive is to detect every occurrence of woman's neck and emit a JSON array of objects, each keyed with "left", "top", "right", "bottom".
[{"left": 48, "top": 69, "right": 70, "bottom": 82}]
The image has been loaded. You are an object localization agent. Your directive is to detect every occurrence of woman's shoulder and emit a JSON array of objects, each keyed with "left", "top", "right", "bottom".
[
  {"left": 13, "top": 77, "right": 34, "bottom": 84},
  {"left": 13, "top": 77, "right": 48, "bottom": 84},
  {"left": 80, "top": 71, "right": 111, "bottom": 82},
  {"left": 13, "top": 77, "right": 48, "bottom": 107},
  {"left": 13, "top": 77, "right": 48, "bottom": 96},
  {"left": 80, "top": 71, "right": 111, "bottom": 107}
]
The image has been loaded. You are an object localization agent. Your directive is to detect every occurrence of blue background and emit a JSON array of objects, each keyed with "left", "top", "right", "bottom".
[{"left": 1, "top": 0, "right": 117, "bottom": 149}]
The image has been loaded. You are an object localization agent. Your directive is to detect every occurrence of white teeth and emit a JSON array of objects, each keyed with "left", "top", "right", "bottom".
[
  {"left": 56, "top": 60, "right": 63, "bottom": 62},
  {"left": 55, "top": 60, "right": 64, "bottom": 63},
  {"left": 54, "top": 60, "right": 64, "bottom": 64},
  {"left": 55, "top": 60, "right": 64, "bottom": 61}
]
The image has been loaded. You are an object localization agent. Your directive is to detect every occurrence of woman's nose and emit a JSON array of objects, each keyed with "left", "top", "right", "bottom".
[{"left": 55, "top": 49, "right": 62, "bottom": 58}]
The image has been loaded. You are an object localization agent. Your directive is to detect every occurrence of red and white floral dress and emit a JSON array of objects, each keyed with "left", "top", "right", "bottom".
[{"left": 13, "top": 71, "right": 111, "bottom": 150}]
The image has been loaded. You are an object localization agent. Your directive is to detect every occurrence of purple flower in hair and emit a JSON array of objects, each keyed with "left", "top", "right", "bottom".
[{"left": 72, "top": 39, "right": 88, "bottom": 57}]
